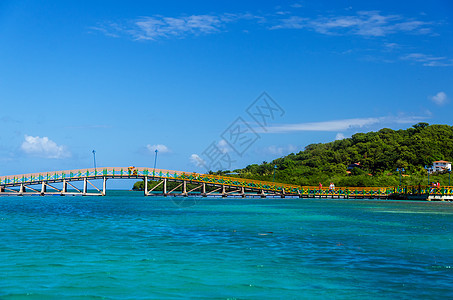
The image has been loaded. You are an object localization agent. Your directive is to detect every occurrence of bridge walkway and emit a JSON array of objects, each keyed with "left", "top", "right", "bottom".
[{"left": 1, "top": 167, "right": 452, "bottom": 200}]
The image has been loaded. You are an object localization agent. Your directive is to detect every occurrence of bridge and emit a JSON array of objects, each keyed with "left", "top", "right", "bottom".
[{"left": 0, "top": 167, "right": 452, "bottom": 200}]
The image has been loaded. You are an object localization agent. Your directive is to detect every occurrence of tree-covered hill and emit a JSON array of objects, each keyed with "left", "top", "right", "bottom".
[{"left": 218, "top": 123, "right": 453, "bottom": 187}]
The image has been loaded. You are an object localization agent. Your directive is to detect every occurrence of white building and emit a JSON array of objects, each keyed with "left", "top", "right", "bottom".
[{"left": 430, "top": 160, "right": 452, "bottom": 173}]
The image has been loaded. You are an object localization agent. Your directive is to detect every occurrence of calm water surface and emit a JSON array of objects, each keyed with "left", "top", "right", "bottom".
[{"left": 1, "top": 191, "right": 452, "bottom": 299}]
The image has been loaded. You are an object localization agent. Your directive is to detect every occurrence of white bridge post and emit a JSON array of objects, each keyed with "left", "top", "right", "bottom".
[
  {"left": 19, "top": 184, "right": 25, "bottom": 195},
  {"left": 62, "top": 180, "right": 67, "bottom": 195},
  {"left": 41, "top": 182, "right": 46, "bottom": 195},
  {"left": 183, "top": 181, "right": 187, "bottom": 196},
  {"left": 163, "top": 179, "right": 167, "bottom": 196},
  {"left": 102, "top": 177, "right": 107, "bottom": 196},
  {"left": 144, "top": 176, "right": 148, "bottom": 196},
  {"left": 83, "top": 178, "right": 87, "bottom": 195}
]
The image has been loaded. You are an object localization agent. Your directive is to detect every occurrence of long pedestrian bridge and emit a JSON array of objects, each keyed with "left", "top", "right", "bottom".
[{"left": 0, "top": 167, "right": 452, "bottom": 200}]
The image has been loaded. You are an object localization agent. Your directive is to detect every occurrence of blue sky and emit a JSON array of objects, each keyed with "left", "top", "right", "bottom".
[{"left": 1, "top": 0, "right": 452, "bottom": 185}]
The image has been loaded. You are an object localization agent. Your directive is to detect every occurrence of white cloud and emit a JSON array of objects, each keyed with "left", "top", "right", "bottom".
[
  {"left": 189, "top": 154, "right": 206, "bottom": 168},
  {"left": 392, "top": 115, "right": 427, "bottom": 124},
  {"left": 217, "top": 139, "right": 231, "bottom": 153},
  {"left": 93, "top": 13, "right": 258, "bottom": 41},
  {"left": 263, "top": 144, "right": 298, "bottom": 156},
  {"left": 20, "top": 135, "right": 71, "bottom": 159},
  {"left": 264, "top": 117, "right": 380, "bottom": 133},
  {"left": 291, "top": 3, "right": 303, "bottom": 8},
  {"left": 146, "top": 144, "right": 170, "bottom": 153},
  {"left": 187, "top": 141, "right": 231, "bottom": 171},
  {"left": 270, "top": 16, "right": 306, "bottom": 29},
  {"left": 383, "top": 42, "right": 399, "bottom": 51},
  {"left": 430, "top": 92, "right": 448, "bottom": 105},
  {"left": 92, "top": 10, "right": 447, "bottom": 67},
  {"left": 262, "top": 115, "right": 426, "bottom": 133},
  {"left": 272, "top": 10, "right": 432, "bottom": 37},
  {"left": 335, "top": 133, "right": 346, "bottom": 140},
  {"left": 94, "top": 10, "right": 436, "bottom": 41},
  {"left": 133, "top": 15, "right": 222, "bottom": 40},
  {"left": 89, "top": 24, "right": 120, "bottom": 38},
  {"left": 401, "top": 53, "right": 453, "bottom": 67}
]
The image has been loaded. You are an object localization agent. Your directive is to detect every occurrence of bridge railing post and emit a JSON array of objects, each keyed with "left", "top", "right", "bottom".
[
  {"left": 41, "top": 182, "right": 46, "bottom": 195},
  {"left": 62, "top": 180, "right": 67, "bottom": 194},
  {"left": 102, "top": 177, "right": 107, "bottom": 196},
  {"left": 83, "top": 178, "right": 87, "bottom": 195},
  {"left": 163, "top": 178, "right": 167, "bottom": 196},
  {"left": 19, "top": 184, "right": 25, "bottom": 195},
  {"left": 183, "top": 181, "right": 187, "bottom": 196}
]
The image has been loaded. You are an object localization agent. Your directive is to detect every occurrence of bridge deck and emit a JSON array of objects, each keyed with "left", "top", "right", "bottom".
[{"left": 1, "top": 167, "right": 452, "bottom": 200}]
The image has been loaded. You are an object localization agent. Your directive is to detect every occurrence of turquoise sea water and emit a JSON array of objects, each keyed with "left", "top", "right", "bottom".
[{"left": 1, "top": 192, "right": 452, "bottom": 299}]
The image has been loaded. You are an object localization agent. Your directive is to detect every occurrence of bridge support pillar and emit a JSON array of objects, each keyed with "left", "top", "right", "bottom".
[
  {"left": 182, "top": 181, "right": 187, "bottom": 197},
  {"left": 241, "top": 187, "right": 245, "bottom": 198},
  {"left": 163, "top": 179, "right": 167, "bottom": 196},
  {"left": 102, "top": 177, "right": 107, "bottom": 196},
  {"left": 41, "top": 182, "right": 46, "bottom": 196},
  {"left": 281, "top": 189, "right": 286, "bottom": 198},
  {"left": 260, "top": 190, "right": 266, "bottom": 198},
  {"left": 19, "top": 184, "right": 25, "bottom": 195},
  {"left": 221, "top": 185, "right": 226, "bottom": 197},
  {"left": 62, "top": 180, "right": 67, "bottom": 194},
  {"left": 83, "top": 178, "right": 87, "bottom": 195},
  {"left": 202, "top": 183, "right": 206, "bottom": 197},
  {"left": 144, "top": 176, "right": 148, "bottom": 196}
]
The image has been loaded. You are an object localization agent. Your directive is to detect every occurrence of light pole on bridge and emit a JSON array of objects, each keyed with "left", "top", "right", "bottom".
[
  {"left": 397, "top": 167, "right": 405, "bottom": 187},
  {"left": 92, "top": 150, "right": 97, "bottom": 170},
  {"left": 153, "top": 149, "right": 158, "bottom": 175}
]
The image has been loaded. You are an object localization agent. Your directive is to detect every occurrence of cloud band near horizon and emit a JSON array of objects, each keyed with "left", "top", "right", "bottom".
[{"left": 260, "top": 116, "right": 426, "bottom": 133}]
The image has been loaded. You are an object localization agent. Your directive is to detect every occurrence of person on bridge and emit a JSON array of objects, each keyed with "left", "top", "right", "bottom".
[
  {"left": 318, "top": 182, "right": 322, "bottom": 191},
  {"left": 329, "top": 182, "right": 335, "bottom": 192}
]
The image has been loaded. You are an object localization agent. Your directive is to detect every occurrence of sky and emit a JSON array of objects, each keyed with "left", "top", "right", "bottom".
[{"left": 0, "top": 0, "right": 452, "bottom": 187}]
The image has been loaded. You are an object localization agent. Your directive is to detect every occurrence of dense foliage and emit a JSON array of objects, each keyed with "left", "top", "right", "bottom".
[{"left": 216, "top": 123, "right": 453, "bottom": 187}]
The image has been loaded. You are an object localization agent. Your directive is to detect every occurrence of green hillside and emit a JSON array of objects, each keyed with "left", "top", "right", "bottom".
[{"left": 217, "top": 123, "right": 453, "bottom": 187}]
